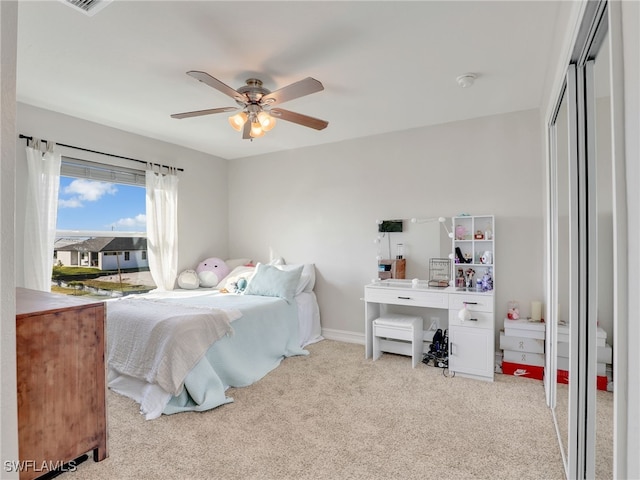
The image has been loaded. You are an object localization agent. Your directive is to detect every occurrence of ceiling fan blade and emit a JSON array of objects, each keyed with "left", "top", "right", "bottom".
[
  {"left": 186, "top": 71, "right": 246, "bottom": 102},
  {"left": 171, "top": 107, "right": 238, "bottom": 119},
  {"left": 261, "top": 77, "right": 324, "bottom": 106},
  {"left": 270, "top": 108, "right": 328, "bottom": 130},
  {"left": 242, "top": 119, "right": 252, "bottom": 139}
]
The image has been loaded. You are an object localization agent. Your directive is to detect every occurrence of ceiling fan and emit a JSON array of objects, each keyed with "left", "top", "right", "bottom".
[{"left": 171, "top": 71, "right": 329, "bottom": 139}]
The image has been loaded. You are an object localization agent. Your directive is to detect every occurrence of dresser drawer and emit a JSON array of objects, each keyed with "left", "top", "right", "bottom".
[
  {"left": 448, "top": 308, "right": 494, "bottom": 328},
  {"left": 365, "top": 288, "right": 448, "bottom": 309},
  {"left": 448, "top": 293, "right": 494, "bottom": 313}
]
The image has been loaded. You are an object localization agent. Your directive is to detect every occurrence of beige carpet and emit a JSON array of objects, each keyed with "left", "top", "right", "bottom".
[
  {"left": 74, "top": 340, "right": 565, "bottom": 480},
  {"left": 554, "top": 382, "right": 614, "bottom": 478}
]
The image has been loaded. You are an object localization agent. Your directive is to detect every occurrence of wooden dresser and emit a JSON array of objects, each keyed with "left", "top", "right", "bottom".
[{"left": 16, "top": 288, "right": 108, "bottom": 480}]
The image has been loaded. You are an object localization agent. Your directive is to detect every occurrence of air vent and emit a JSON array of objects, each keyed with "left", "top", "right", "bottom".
[{"left": 61, "top": 0, "right": 113, "bottom": 16}]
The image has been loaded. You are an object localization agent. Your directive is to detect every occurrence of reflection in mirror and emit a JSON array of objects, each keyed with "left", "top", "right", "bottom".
[
  {"left": 592, "top": 29, "right": 614, "bottom": 479},
  {"left": 552, "top": 82, "right": 570, "bottom": 470},
  {"left": 376, "top": 217, "right": 451, "bottom": 281}
]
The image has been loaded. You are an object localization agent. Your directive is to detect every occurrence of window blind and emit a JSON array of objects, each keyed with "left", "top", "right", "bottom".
[{"left": 60, "top": 156, "right": 146, "bottom": 186}]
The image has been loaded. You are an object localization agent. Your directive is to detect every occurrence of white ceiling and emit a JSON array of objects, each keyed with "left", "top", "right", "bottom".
[{"left": 16, "top": 1, "right": 563, "bottom": 160}]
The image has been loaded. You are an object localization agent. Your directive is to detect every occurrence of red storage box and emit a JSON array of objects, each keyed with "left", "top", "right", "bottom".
[
  {"left": 557, "top": 370, "right": 608, "bottom": 391},
  {"left": 558, "top": 369, "right": 569, "bottom": 384},
  {"left": 502, "top": 361, "right": 544, "bottom": 381},
  {"left": 597, "top": 375, "right": 608, "bottom": 391}
]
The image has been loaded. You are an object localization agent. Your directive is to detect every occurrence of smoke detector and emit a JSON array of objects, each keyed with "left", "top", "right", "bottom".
[
  {"left": 456, "top": 73, "right": 477, "bottom": 88},
  {"left": 60, "top": 0, "right": 113, "bottom": 16}
]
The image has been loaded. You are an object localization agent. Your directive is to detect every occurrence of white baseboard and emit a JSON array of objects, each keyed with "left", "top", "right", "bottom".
[{"left": 321, "top": 328, "right": 365, "bottom": 344}]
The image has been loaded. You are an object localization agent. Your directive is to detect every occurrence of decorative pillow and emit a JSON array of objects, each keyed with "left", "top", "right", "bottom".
[
  {"left": 217, "top": 265, "right": 256, "bottom": 291},
  {"left": 225, "top": 258, "right": 254, "bottom": 270},
  {"left": 243, "top": 263, "right": 303, "bottom": 304},
  {"left": 177, "top": 269, "right": 200, "bottom": 290},
  {"left": 196, "top": 257, "right": 230, "bottom": 288},
  {"left": 274, "top": 263, "right": 316, "bottom": 295},
  {"left": 268, "top": 257, "right": 285, "bottom": 266}
]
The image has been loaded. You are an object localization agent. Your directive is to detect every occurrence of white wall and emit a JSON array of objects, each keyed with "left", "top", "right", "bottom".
[
  {"left": 228, "top": 109, "right": 546, "bottom": 342},
  {"left": 16, "top": 103, "right": 230, "bottom": 284},
  {"left": 619, "top": 1, "right": 640, "bottom": 475},
  {"left": 0, "top": 2, "right": 19, "bottom": 476}
]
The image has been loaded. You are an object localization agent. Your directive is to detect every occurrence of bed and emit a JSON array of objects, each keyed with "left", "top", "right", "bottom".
[{"left": 106, "top": 262, "right": 322, "bottom": 420}]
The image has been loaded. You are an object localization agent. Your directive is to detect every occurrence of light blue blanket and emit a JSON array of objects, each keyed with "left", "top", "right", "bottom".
[{"left": 160, "top": 293, "right": 308, "bottom": 415}]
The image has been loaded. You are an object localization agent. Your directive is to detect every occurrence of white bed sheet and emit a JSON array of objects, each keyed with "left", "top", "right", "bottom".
[
  {"left": 131, "top": 288, "right": 323, "bottom": 347},
  {"left": 107, "top": 289, "right": 322, "bottom": 419}
]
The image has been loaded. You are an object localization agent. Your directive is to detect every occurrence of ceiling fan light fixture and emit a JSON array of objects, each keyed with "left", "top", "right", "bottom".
[
  {"left": 228, "top": 111, "right": 248, "bottom": 131},
  {"left": 173, "top": 71, "right": 328, "bottom": 140},
  {"left": 250, "top": 121, "right": 265, "bottom": 138},
  {"left": 257, "top": 111, "right": 276, "bottom": 132}
]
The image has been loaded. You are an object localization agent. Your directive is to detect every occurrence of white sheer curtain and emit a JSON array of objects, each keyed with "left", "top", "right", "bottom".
[
  {"left": 24, "top": 140, "right": 61, "bottom": 292},
  {"left": 145, "top": 167, "right": 179, "bottom": 291}
]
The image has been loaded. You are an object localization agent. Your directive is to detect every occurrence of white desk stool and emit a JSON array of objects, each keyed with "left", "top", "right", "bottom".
[{"left": 372, "top": 313, "right": 423, "bottom": 368}]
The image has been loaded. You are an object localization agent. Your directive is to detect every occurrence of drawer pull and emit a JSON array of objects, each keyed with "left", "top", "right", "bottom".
[
  {"left": 469, "top": 317, "right": 478, "bottom": 322},
  {"left": 463, "top": 301, "right": 478, "bottom": 305},
  {"left": 398, "top": 296, "right": 412, "bottom": 300}
]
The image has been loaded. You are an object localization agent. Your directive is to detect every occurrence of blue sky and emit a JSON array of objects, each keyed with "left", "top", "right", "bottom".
[{"left": 57, "top": 177, "right": 146, "bottom": 232}]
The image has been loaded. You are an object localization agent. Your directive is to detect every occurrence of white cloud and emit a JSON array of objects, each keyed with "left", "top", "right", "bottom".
[
  {"left": 111, "top": 213, "right": 146, "bottom": 229},
  {"left": 58, "top": 198, "right": 83, "bottom": 208},
  {"left": 64, "top": 179, "right": 117, "bottom": 202}
]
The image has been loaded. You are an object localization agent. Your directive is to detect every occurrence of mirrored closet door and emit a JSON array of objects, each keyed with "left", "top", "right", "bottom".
[
  {"left": 548, "top": 73, "right": 575, "bottom": 474},
  {"left": 547, "top": 1, "right": 615, "bottom": 478},
  {"left": 586, "top": 23, "right": 613, "bottom": 480}
]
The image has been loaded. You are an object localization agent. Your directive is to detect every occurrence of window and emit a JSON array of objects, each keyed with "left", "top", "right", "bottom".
[{"left": 53, "top": 157, "right": 154, "bottom": 296}]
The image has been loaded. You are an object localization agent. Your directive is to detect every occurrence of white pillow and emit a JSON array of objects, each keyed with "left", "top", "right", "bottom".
[
  {"left": 177, "top": 269, "right": 200, "bottom": 290},
  {"left": 275, "top": 263, "right": 316, "bottom": 295},
  {"left": 217, "top": 265, "right": 256, "bottom": 290},
  {"left": 243, "top": 263, "right": 303, "bottom": 304},
  {"left": 225, "top": 258, "right": 253, "bottom": 270}
]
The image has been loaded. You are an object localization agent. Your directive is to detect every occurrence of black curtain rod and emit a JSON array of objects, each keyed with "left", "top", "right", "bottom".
[{"left": 18, "top": 134, "right": 184, "bottom": 172}]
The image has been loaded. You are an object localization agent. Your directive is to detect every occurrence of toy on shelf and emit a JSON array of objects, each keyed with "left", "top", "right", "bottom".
[{"left": 507, "top": 301, "right": 520, "bottom": 320}]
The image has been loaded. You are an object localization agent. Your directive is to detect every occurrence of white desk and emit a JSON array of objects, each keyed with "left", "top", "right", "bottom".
[{"left": 364, "top": 279, "right": 495, "bottom": 381}]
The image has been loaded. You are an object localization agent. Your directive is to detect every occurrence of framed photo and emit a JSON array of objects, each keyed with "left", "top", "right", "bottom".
[{"left": 429, "top": 258, "right": 451, "bottom": 287}]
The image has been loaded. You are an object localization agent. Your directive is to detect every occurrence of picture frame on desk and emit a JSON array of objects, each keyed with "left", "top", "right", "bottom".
[{"left": 429, "top": 258, "right": 451, "bottom": 286}]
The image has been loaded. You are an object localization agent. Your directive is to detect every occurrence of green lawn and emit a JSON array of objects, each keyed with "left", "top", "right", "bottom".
[
  {"left": 52, "top": 265, "right": 102, "bottom": 277},
  {"left": 52, "top": 266, "right": 152, "bottom": 294}
]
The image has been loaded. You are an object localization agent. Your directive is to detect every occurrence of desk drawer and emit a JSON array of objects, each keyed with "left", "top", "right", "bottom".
[
  {"left": 448, "top": 293, "right": 493, "bottom": 313},
  {"left": 365, "top": 288, "right": 448, "bottom": 308},
  {"left": 448, "top": 308, "right": 494, "bottom": 328}
]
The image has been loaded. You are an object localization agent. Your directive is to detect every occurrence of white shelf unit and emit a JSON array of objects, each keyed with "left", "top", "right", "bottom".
[{"left": 451, "top": 215, "right": 495, "bottom": 290}]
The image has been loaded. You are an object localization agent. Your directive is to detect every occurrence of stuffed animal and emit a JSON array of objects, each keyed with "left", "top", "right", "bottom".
[
  {"left": 232, "top": 277, "right": 248, "bottom": 294},
  {"left": 195, "top": 257, "right": 230, "bottom": 288},
  {"left": 507, "top": 305, "right": 520, "bottom": 320},
  {"left": 177, "top": 269, "right": 200, "bottom": 289}
]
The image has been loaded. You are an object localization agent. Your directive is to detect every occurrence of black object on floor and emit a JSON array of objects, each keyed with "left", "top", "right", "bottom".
[{"left": 36, "top": 454, "right": 88, "bottom": 480}]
